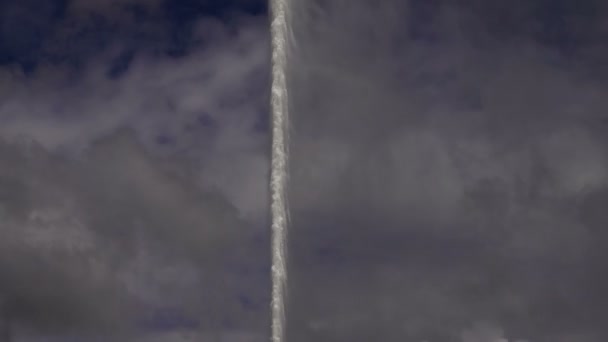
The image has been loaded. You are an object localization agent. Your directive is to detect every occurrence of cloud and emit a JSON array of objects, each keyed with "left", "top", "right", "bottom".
[
  {"left": 284, "top": 0, "right": 608, "bottom": 341},
  {"left": 0, "top": 4, "right": 269, "bottom": 340},
  {"left": 0, "top": 130, "right": 265, "bottom": 338},
  {"left": 460, "top": 322, "right": 525, "bottom": 342},
  {"left": 135, "top": 330, "right": 266, "bottom": 342},
  {"left": 0, "top": 9, "right": 270, "bottom": 222}
]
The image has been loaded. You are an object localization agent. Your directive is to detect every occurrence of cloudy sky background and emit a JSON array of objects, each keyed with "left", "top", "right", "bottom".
[
  {"left": 3, "top": 0, "right": 608, "bottom": 341},
  {"left": 285, "top": 1, "right": 608, "bottom": 342},
  {"left": 0, "top": 0, "right": 269, "bottom": 341}
]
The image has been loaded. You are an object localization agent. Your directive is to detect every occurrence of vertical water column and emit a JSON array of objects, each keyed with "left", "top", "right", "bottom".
[{"left": 270, "top": 0, "right": 290, "bottom": 341}]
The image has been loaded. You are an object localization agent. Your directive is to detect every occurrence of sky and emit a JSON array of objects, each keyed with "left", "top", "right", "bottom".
[
  {"left": 0, "top": 0, "right": 269, "bottom": 341},
  {"left": 2, "top": 1, "right": 608, "bottom": 342},
  {"left": 285, "top": 1, "right": 608, "bottom": 342}
]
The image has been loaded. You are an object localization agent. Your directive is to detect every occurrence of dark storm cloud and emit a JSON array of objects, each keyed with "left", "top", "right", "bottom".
[
  {"left": 0, "top": 129, "right": 268, "bottom": 339},
  {"left": 0, "top": 9, "right": 270, "bottom": 221},
  {"left": 286, "top": 1, "right": 608, "bottom": 342},
  {"left": 0, "top": 0, "right": 269, "bottom": 339}
]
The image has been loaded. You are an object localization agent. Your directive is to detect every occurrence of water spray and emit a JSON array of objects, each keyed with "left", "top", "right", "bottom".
[{"left": 270, "top": 0, "right": 290, "bottom": 341}]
